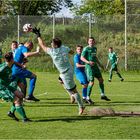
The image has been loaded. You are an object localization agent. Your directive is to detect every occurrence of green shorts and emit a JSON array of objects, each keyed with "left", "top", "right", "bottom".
[
  {"left": 111, "top": 64, "right": 118, "bottom": 71},
  {"left": 0, "top": 80, "right": 18, "bottom": 102},
  {"left": 0, "top": 86, "right": 14, "bottom": 102},
  {"left": 86, "top": 65, "right": 102, "bottom": 82}
]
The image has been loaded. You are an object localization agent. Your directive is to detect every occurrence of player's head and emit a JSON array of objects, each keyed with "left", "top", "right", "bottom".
[
  {"left": 51, "top": 38, "right": 62, "bottom": 48},
  {"left": 4, "top": 52, "right": 13, "bottom": 62},
  {"left": 24, "top": 41, "right": 34, "bottom": 51},
  {"left": 11, "top": 41, "right": 18, "bottom": 51},
  {"left": 76, "top": 45, "right": 83, "bottom": 54},
  {"left": 109, "top": 47, "right": 113, "bottom": 53},
  {"left": 88, "top": 37, "right": 96, "bottom": 47}
]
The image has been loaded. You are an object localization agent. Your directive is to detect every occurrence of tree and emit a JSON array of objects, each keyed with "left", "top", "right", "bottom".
[
  {"left": 0, "top": 0, "right": 73, "bottom": 15},
  {"left": 72, "top": 0, "right": 125, "bottom": 16}
]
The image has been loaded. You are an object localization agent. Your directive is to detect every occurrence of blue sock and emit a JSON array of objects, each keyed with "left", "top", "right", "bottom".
[
  {"left": 28, "top": 77, "right": 36, "bottom": 97},
  {"left": 82, "top": 87, "right": 87, "bottom": 98}
]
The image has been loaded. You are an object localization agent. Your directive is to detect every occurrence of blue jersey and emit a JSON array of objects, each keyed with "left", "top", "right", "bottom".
[
  {"left": 12, "top": 45, "right": 28, "bottom": 74},
  {"left": 74, "top": 54, "right": 85, "bottom": 74},
  {"left": 74, "top": 54, "right": 88, "bottom": 85}
]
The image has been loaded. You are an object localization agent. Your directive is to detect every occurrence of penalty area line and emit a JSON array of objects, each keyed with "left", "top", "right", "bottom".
[{"left": 36, "top": 92, "right": 48, "bottom": 97}]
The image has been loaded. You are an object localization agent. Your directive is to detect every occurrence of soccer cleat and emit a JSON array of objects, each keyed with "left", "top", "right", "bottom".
[
  {"left": 86, "top": 99, "right": 94, "bottom": 105},
  {"left": 120, "top": 78, "right": 124, "bottom": 82},
  {"left": 83, "top": 98, "right": 88, "bottom": 103},
  {"left": 108, "top": 79, "right": 111, "bottom": 82},
  {"left": 70, "top": 96, "right": 75, "bottom": 104},
  {"left": 101, "top": 96, "right": 111, "bottom": 101},
  {"left": 22, "top": 118, "right": 32, "bottom": 123},
  {"left": 25, "top": 96, "right": 40, "bottom": 102},
  {"left": 7, "top": 111, "right": 19, "bottom": 121},
  {"left": 79, "top": 107, "right": 85, "bottom": 115}
]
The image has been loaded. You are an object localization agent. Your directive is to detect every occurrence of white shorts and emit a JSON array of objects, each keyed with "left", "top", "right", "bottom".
[{"left": 60, "top": 67, "right": 76, "bottom": 90}]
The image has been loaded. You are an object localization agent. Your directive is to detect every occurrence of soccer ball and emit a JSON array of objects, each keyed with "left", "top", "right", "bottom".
[{"left": 23, "top": 23, "right": 32, "bottom": 32}]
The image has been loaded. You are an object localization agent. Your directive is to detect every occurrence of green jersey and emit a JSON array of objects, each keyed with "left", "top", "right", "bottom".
[
  {"left": 108, "top": 52, "right": 118, "bottom": 65},
  {"left": 81, "top": 45, "right": 98, "bottom": 67},
  {"left": 0, "top": 62, "right": 12, "bottom": 87},
  {"left": 81, "top": 45, "right": 102, "bottom": 81}
]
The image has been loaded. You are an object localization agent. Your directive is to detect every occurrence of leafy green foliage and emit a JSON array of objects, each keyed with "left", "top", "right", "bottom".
[
  {"left": 0, "top": 0, "right": 73, "bottom": 15},
  {"left": 73, "top": 0, "right": 125, "bottom": 16}
]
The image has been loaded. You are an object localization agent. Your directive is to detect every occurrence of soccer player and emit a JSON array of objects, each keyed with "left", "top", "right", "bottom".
[
  {"left": 12, "top": 41, "right": 40, "bottom": 101},
  {"left": 32, "top": 28, "right": 85, "bottom": 115},
  {"left": 106, "top": 47, "right": 124, "bottom": 82},
  {"left": 81, "top": 37, "right": 111, "bottom": 104},
  {"left": 74, "top": 45, "right": 88, "bottom": 103},
  {"left": 0, "top": 52, "right": 30, "bottom": 122}
]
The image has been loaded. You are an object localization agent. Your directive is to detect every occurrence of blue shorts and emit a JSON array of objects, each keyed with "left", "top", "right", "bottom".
[
  {"left": 12, "top": 68, "right": 33, "bottom": 85},
  {"left": 75, "top": 72, "right": 88, "bottom": 85}
]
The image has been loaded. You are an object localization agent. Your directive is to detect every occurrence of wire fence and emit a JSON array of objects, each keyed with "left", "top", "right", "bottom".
[{"left": 0, "top": 14, "right": 140, "bottom": 71}]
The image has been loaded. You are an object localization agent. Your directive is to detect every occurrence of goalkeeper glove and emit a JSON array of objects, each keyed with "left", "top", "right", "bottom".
[{"left": 32, "top": 27, "right": 41, "bottom": 37}]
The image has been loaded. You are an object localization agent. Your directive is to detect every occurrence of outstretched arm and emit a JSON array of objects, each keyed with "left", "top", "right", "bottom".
[
  {"left": 24, "top": 46, "right": 40, "bottom": 58},
  {"left": 37, "top": 37, "right": 48, "bottom": 52},
  {"left": 32, "top": 27, "right": 48, "bottom": 53}
]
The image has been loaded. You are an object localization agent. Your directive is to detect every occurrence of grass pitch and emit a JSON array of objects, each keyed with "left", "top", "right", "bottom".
[{"left": 0, "top": 72, "right": 140, "bottom": 139}]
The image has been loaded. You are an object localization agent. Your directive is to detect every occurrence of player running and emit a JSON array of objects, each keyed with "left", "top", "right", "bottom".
[
  {"left": 106, "top": 47, "right": 124, "bottom": 82},
  {"left": 12, "top": 41, "right": 40, "bottom": 101},
  {"left": 81, "top": 37, "right": 111, "bottom": 104},
  {"left": 0, "top": 52, "right": 30, "bottom": 122},
  {"left": 32, "top": 27, "right": 85, "bottom": 115},
  {"left": 74, "top": 45, "right": 88, "bottom": 103}
]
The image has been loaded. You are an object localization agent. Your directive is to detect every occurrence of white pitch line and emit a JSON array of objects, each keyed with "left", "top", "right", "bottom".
[{"left": 36, "top": 92, "right": 48, "bottom": 97}]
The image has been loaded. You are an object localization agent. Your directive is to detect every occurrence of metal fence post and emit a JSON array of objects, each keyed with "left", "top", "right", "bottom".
[
  {"left": 89, "top": 13, "right": 92, "bottom": 37},
  {"left": 125, "top": 0, "right": 127, "bottom": 71},
  {"left": 53, "top": 14, "right": 55, "bottom": 38},
  {"left": 17, "top": 15, "right": 20, "bottom": 43}
]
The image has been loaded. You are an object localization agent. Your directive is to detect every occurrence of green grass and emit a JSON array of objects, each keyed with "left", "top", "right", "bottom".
[{"left": 0, "top": 72, "right": 140, "bottom": 139}]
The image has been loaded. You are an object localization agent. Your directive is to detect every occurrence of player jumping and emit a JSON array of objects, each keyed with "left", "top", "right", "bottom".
[{"left": 32, "top": 27, "right": 85, "bottom": 115}]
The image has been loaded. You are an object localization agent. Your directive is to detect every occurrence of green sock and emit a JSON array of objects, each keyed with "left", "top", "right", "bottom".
[
  {"left": 99, "top": 83, "right": 105, "bottom": 96},
  {"left": 109, "top": 70, "right": 113, "bottom": 80},
  {"left": 15, "top": 106, "right": 27, "bottom": 119},
  {"left": 87, "top": 85, "right": 93, "bottom": 97},
  {"left": 73, "top": 93, "right": 83, "bottom": 108},
  {"left": 116, "top": 72, "right": 122, "bottom": 79},
  {"left": 10, "top": 104, "right": 16, "bottom": 113}
]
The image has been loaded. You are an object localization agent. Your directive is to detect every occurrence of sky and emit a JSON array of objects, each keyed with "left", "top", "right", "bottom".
[{"left": 56, "top": 0, "right": 81, "bottom": 17}]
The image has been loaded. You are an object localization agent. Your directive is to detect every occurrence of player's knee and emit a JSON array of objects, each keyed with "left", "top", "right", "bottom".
[
  {"left": 32, "top": 73, "right": 37, "bottom": 78},
  {"left": 99, "top": 78, "right": 104, "bottom": 83},
  {"left": 83, "top": 84, "right": 88, "bottom": 88},
  {"left": 14, "top": 97, "right": 22, "bottom": 106},
  {"left": 89, "top": 81, "right": 94, "bottom": 86}
]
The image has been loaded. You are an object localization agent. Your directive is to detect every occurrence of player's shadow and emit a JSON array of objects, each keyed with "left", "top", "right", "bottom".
[{"left": 33, "top": 115, "right": 116, "bottom": 123}]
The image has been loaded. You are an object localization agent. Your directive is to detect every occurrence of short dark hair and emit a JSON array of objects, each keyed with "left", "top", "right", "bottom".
[
  {"left": 12, "top": 41, "right": 18, "bottom": 44},
  {"left": 87, "top": 37, "right": 95, "bottom": 42},
  {"left": 4, "top": 52, "right": 13, "bottom": 62},
  {"left": 89, "top": 37, "right": 95, "bottom": 40},
  {"left": 52, "top": 38, "right": 62, "bottom": 48},
  {"left": 109, "top": 47, "right": 113, "bottom": 49},
  {"left": 76, "top": 45, "right": 83, "bottom": 49}
]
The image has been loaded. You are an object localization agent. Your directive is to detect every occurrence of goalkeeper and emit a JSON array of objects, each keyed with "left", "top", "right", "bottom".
[
  {"left": 106, "top": 47, "right": 124, "bottom": 82},
  {"left": 32, "top": 27, "right": 85, "bottom": 115}
]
